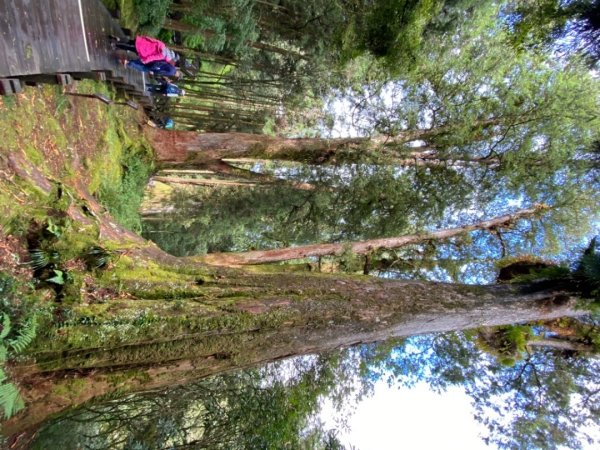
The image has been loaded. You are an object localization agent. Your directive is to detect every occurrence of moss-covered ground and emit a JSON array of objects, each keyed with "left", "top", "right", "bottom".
[{"left": 0, "top": 81, "right": 157, "bottom": 432}]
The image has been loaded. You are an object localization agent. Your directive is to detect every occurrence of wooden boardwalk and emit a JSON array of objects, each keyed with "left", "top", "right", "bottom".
[{"left": 0, "top": 0, "right": 147, "bottom": 97}]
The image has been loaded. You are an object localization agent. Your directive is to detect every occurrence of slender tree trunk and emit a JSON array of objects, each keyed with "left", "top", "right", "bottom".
[
  {"left": 527, "top": 338, "right": 595, "bottom": 353},
  {"left": 199, "top": 205, "right": 548, "bottom": 266},
  {"left": 152, "top": 176, "right": 259, "bottom": 188},
  {"left": 163, "top": 19, "right": 307, "bottom": 60}
]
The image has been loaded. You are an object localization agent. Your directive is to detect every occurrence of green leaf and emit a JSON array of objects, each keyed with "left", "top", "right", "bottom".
[
  {"left": 46, "top": 218, "right": 62, "bottom": 237},
  {"left": 47, "top": 269, "right": 65, "bottom": 285}
]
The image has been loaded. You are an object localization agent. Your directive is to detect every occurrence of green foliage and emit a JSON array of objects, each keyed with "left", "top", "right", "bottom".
[
  {"left": 503, "top": 0, "right": 600, "bottom": 62},
  {"left": 30, "top": 359, "right": 346, "bottom": 449},
  {"left": 361, "top": 331, "right": 599, "bottom": 450},
  {"left": 6, "top": 315, "right": 38, "bottom": 354},
  {"left": 576, "top": 238, "right": 600, "bottom": 307},
  {"left": 579, "top": 239, "right": 600, "bottom": 284},
  {"left": 46, "top": 269, "right": 66, "bottom": 286},
  {"left": 133, "top": 0, "right": 172, "bottom": 31},
  {"left": 97, "top": 143, "right": 154, "bottom": 233},
  {"left": 344, "top": 0, "right": 444, "bottom": 69},
  {"left": 476, "top": 325, "right": 531, "bottom": 363},
  {"left": 0, "top": 312, "right": 37, "bottom": 419},
  {"left": 0, "top": 371, "right": 25, "bottom": 420},
  {"left": 180, "top": 1, "right": 258, "bottom": 54}
]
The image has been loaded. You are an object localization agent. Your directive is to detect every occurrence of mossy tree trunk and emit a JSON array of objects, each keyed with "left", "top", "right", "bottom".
[{"left": 4, "top": 253, "right": 587, "bottom": 439}]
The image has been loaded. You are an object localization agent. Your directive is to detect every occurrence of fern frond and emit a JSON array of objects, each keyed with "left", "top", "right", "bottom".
[
  {"left": 0, "top": 382, "right": 25, "bottom": 418},
  {"left": 0, "top": 313, "right": 10, "bottom": 339},
  {"left": 28, "top": 249, "right": 51, "bottom": 270},
  {"left": 84, "top": 246, "right": 112, "bottom": 270},
  {"left": 8, "top": 317, "right": 37, "bottom": 354}
]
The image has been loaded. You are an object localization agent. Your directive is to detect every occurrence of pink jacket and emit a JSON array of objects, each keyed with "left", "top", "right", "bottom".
[{"left": 135, "top": 36, "right": 174, "bottom": 64}]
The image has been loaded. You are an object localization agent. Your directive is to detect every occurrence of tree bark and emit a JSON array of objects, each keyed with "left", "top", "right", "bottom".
[
  {"left": 145, "top": 128, "right": 365, "bottom": 166},
  {"left": 199, "top": 205, "right": 548, "bottom": 266},
  {"left": 146, "top": 117, "right": 511, "bottom": 168},
  {"left": 3, "top": 267, "right": 586, "bottom": 440}
]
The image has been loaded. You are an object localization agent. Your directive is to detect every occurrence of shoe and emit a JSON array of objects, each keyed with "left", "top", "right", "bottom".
[{"left": 109, "top": 34, "right": 121, "bottom": 42}]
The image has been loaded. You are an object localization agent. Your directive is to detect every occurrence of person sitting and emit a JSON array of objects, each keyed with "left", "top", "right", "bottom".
[
  {"left": 122, "top": 58, "right": 181, "bottom": 78},
  {"left": 112, "top": 35, "right": 179, "bottom": 65},
  {"left": 146, "top": 80, "right": 185, "bottom": 97}
]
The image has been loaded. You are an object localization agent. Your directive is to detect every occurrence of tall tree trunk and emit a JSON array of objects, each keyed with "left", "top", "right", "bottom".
[
  {"left": 3, "top": 264, "right": 586, "bottom": 440},
  {"left": 146, "top": 128, "right": 366, "bottom": 166},
  {"left": 199, "top": 205, "right": 548, "bottom": 266},
  {"left": 146, "top": 118, "right": 510, "bottom": 168}
]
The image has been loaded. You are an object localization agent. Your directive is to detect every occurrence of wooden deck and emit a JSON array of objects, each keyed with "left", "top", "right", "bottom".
[{"left": 0, "top": 0, "right": 147, "bottom": 97}]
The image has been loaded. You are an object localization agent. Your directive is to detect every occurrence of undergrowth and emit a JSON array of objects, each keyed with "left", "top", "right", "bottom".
[
  {"left": 0, "top": 275, "right": 39, "bottom": 421},
  {"left": 134, "top": 0, "right": 173, "bottom": 34},
  {"left": 101, "top": 0, "right": 139, "bottom": 33},
  {"left": 97, "top": 145, "right": 154, "bottom": 233},
  {"left": 95, "top": 112, "right": 154, "bottom": 234}
]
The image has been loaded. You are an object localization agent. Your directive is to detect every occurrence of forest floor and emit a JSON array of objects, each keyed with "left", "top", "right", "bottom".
[
  {"left": 0, "top": 81, "right": 154, "bottom": 445},
  {"left": 0, "top": 81, "right": 151, "bottom": 281}
]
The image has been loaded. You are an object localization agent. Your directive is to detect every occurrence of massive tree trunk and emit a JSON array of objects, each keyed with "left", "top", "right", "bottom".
[
  {"left": 3, "top": 255, "right": 587, "bottom": 440},
  {"left": 199, "top": 205, "right": 547, "bottom": 266}
]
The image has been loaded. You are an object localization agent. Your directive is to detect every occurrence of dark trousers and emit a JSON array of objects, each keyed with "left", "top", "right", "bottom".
[{"left": 116, "top": 42, "right": 137, "bottom": 53}]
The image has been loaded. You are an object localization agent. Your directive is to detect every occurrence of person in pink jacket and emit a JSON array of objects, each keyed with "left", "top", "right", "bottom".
[{"left": 112, "top": 35, "right": 179, "bottom": 65}]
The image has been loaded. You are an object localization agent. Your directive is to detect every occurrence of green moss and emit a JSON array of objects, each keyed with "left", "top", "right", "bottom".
[
  {"left": 51, "top": 378, "right": 88, "bottom": 399},
  {"left": 106, "top": 368, "right": 151, "bottom": 386},
  {"left": 23, "top": 144, "right": 45, "bottom": 167}
]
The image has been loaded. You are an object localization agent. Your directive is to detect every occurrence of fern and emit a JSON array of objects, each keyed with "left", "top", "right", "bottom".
[
  {"left": 7, "top": 316, "right": 37, "bottom": 354},
  {"left": 0, "top": 376, "right": 25, "bottom": 418},
  {"left": 0, "top": 313, "right": 37, "bottom": 419}
]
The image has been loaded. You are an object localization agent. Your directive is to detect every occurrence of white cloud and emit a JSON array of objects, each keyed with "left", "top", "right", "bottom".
[{"left": 322, "top": 381, "right": 492, "bottom": 450}]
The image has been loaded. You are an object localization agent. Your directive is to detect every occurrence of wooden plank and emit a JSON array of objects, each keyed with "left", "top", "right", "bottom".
[
  {"left": 0, "top": 0, "right": 148, "bottom": 96},
  {"left": 0, "top": 0, "right": 20, "bottom": 76}
]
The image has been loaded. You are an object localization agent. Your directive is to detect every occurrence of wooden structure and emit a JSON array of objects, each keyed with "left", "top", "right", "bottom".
[{"left": 0, "top": 0, "right": 149, "bottom": 101}]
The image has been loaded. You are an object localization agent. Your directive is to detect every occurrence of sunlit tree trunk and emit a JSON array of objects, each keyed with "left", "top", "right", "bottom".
[{"left": 199, "top": 205, "right": 548, "bottom": 266}]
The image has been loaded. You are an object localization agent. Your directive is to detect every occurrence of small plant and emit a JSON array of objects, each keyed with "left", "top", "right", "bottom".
[
  {"left": 83, "top": 246, "right": 112, "bottom": 270},
  {"left": 0, "top": 313, "right": 37, "bottom": 419},
  {"left": 28, "top": 249, "right": 60, "bottom": 271},
  {"left": 46, "top": 269, "right": 66, "bottom": 285},
  {"left": 45, "top": 218, "right": 63, "bottom": 238}
]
